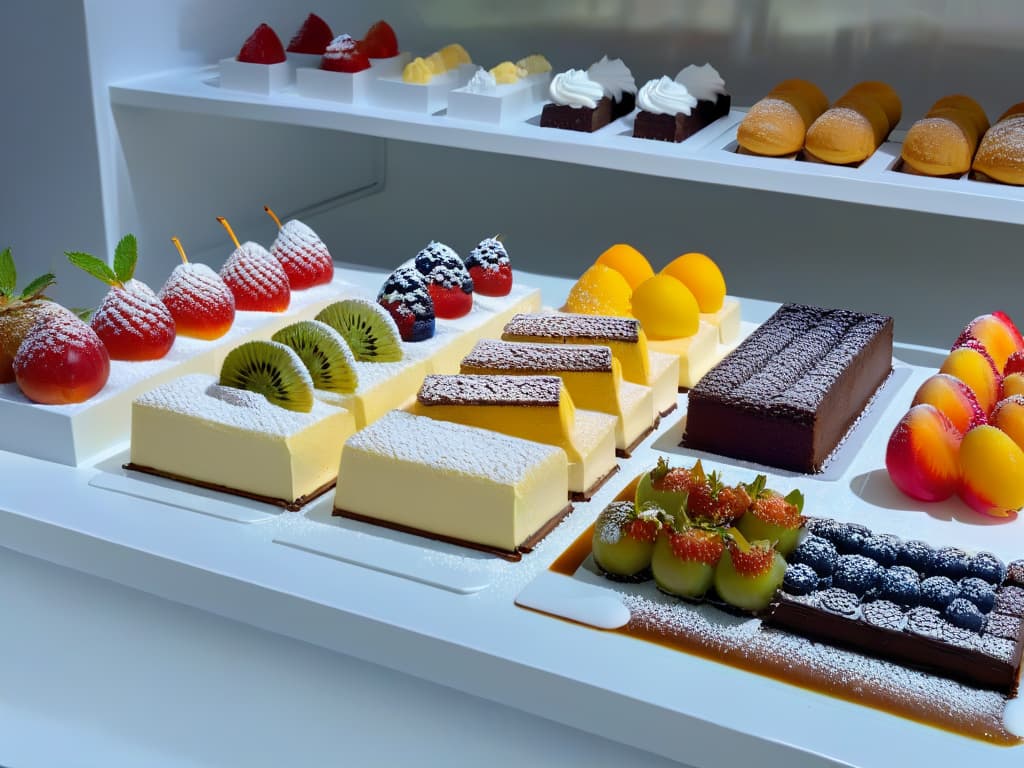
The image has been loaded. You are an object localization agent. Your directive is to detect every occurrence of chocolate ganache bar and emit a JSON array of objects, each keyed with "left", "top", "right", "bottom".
[{"left": 683, "top": 303, "right": 893, "bottom": 473}]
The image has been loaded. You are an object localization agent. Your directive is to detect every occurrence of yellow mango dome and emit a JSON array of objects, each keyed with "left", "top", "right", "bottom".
[
  {"left": 661, "top": 252, "right": 726, "bottom": 313},
  {"left": 631, "top": 274, "right": 699, "bottom": 339},
  {"left": 564, "top": 264, "right": 632, "bottom": 317}
]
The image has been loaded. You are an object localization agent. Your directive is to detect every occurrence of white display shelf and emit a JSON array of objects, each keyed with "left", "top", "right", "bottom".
[
  {"left": 109, "top": 67, "right": 1024, "bottom": 225},
  {"left": 1, "top": 265, "right": 1022, "bottom": 767}
]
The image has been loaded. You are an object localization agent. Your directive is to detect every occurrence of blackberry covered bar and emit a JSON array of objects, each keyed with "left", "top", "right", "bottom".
[{"left": 683, "top": 303, "right": 893, "bottom": 472}]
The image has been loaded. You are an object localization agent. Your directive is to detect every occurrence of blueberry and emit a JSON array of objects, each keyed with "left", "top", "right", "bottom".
[
  {"left": 806, "top": 518, "right": 843, "bottom": 541},
  {"left": 833, "top": 554, "right": 883, "bottom": 596},
  {"left": 860, "top": 535, "right": 898, "bottom": 567},
  {"left": 832, "top": 523, "right": 873, "bottom": 555},
  {"left": 945, "top": 597, "right": 986, "bottom": 633},
  {"left": 897, "top": 540, "right": 936, "bottom": 573},
  {"left": 932, "top": 546, "right": 970, "bottom": 580},
  {"left": 817, "top": 576, "right": 833, "bottom": 590},
  {"left": 791, "top": 535, "right": 839, "bottom": 576},
  {"left": 878, "top": 565, "right": 921, "bottom": 606},
  {"left": 967, "top": 552, "right": 1007, "bottom": 585},
  {"left": 783, "top": 563, "right": 819, "bottom": 596},
  {"left": 921, "top": 576, "right": 958, "bottom": 610},
  {"left": 957, "top": 577, "right": 996, "bottom": 613}
]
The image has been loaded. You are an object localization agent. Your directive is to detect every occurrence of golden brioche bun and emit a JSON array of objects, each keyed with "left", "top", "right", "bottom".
[
  {"left": 769, "top": 79, "right": 829, "bottom": 116},
  {"left": 834, "top": 92, "right": 892, "bottom": 144},
  {"left": 843, "top": 81, "right": 902, "bottom": 130},
  {"left": 997, "top": 102, "right": 1024, "bottom": 123},
  {"left": 973, "top": 115, "right": 1024, "bottom": 184},
  {"left": 901, "top": 116, "right": 975, "bottom": 176},
  {"left": 926, "top": 106, "right": 981, "bottom": 146},
  {"left": 804, "top": 106, "right": 877, "bottom": 164},
  {"left": 929, "top": 94, "right": 989, "bottom": 135},
  {"left": 737, "top": 97, "right": 811, "bottom": 156}
]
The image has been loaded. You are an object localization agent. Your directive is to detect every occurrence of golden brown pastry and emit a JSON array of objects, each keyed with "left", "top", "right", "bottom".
[
  {"left": 901, "top": 95, "right": 986, "bottom": 177},
  {"left": 803, "top": 81, "right": 899, "bottom": 165},
  {"left": 737, "top": 79, "right": 828, "bottom": 156},
  {"left": 997, "top": 101, "right": 1024, "bottom": 123},
  {"left": 843, "top": 81, "right": 902, "bottom": 131},
  {"left": 973, "top": 115, "right": 1024, "bottom": 185}
]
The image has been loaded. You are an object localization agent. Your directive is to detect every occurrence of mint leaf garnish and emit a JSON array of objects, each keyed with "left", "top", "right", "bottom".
[
  {"left": 113, "top": 234, "right": 137, "bottom": 283},
  {"left": 0, "top": 247, "right": 15, "bottom": 297},
  {"left": 66, "top": 251, "right": 118, "bottom": 285},
  {"left": 19, "top": 273, "right": 56, "bottom": 301},
  {"left": 784, "top": 489, "right": 805, "bottom": 514}
]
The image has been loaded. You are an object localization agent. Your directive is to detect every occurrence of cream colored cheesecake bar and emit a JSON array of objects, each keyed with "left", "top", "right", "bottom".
[
  {"left": 409, "top": 373, "right": 617, "bottom": 499},
  {"left": 333, "top": 410, "right": 569, "bottom": 554},
  {"left": 460, "top": 339, "right": 655, "bottom": 456},
  {"left": 130, "top": 374, "right": 356, "bottom": 506},
  {"left": 702, "top": 298, "right": 742, "bottom": 345},
  {"left": 646, "top": 322, "right": 719, "bottom": 388},
  {"left": 318, "top": 357, "right": 430, "bottom": 429}
]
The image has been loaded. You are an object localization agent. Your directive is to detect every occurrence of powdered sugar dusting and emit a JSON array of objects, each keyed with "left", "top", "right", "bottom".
[
  {"left": 504, "top": 313, "right": 640, "bottom": 342},
  {"left": 220, "top": 242, "right": 291, "bottom": 305},
  {"left": 270, "top": 220, "right": 333, "bottom": 289},
  {"left": 417, "top": 373, "right": 562, "bottom": 406},
  {"left": 159, "top": 263, "right": 236, "bottom": 314},
  {"left": 345, "top": 409, "right": 562, "bottom": 484},
  {"left": 465, "top": 238, "right": 509, "bottom": 274},
  {"left": 975, "top": 116, "right": 1024, "bottom": 170},
  {"left": 13, "top": 311, "right": 104, "bottom": 367},
  {"left": 463, "top": 339, "right": 613, "bottom": 373},
  {"left": 91, "top": 279, "right": 175, "bottom": 341}
]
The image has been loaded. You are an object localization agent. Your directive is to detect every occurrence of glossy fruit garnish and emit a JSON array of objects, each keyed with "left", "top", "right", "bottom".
[
  {"left": 636, "top": 457, "right": 690, "bottom": 521},
  {"left": 1003, "top": 372, "right": 1024, "bottom": 398},
  {"left": 660, "top": 252, "right": 726, "bottom": 314},
  {"left": 958, "top": 424, "right": 1024, "bottom": 518},
  {"left": 685, "top": 460, "right": 750, "bottom": 527},
  {"left": 591, "top": 501, "right": 663, "bottom": 578},
  {"left": 595, "top": 243, "right": 654, "bottom": 290},
  {"left": 67, "top": 234, "right": 176, "bottom": 361},
  {"left": 217, "top": 217, "right": 290, "bottom": 313},
  {"left": 651, "top": 526, "right": 725, "bottom": 599},
  {"left": 321, "top": 34, "right": 370, "bottom": 73},
  {"left": 910, "top": 372, "right": 987, "bottom": 434},
  {"left": 992, "top": 395, "right": 1024, "bottom": 450},
  {"left": 668, "top": 526, "right": 725, "bottom": 564},
  {"left": 287, "top": 13, "right": 333, "bottom": 54},
  {"left": 630, "top": 274, "right": 700, "bottom": 340},
  {"left": 464, "top": 236, "right": 512, "bottom": 297},
  {"left": 359, "top": 20, "right": 399, "bottom": 59},
  {"left": 940, "top": 343, "right": 1002, "bottom": 414},
  {"left": 265, "top": 206, "right": 333, "bottom": 290},
  {"left": 237, "top": 23, "right": 286, "bottom": 65},
  {"left": 377, "top": 265, "right": 435, "bottom": 342},
  {"left": 885, "top": 404, "right": 962, "bottom": 502},
  {"left": 735, "top": 474, "right": 805, "bottom": 556},
  {"left": 13, "top": 310, "right": 110, "bottom": 404},
  {"left": 714, "top": 536, "right": 787, "bottom": 612},
  {"left": 564, "top": 263, "right": 631, "bottom": 317},
  {"left": 953, "top": 313, "right": 1024, "bottom": 372},
  {"left": 1004, "top": 350, "right": 1024, "bottom": 377},
  {"left": 0, "top": 247, "right": 58, "bottom": 382},
  {"left": 413, "top": 241, "right": 473, "bottom": 319},
  {"left": 158, "top": 237, "right": 235, "bottom": 340}
]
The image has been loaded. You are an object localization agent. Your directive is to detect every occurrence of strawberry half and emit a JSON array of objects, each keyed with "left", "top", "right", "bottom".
[
  {"left": 465, "top": 237, "right": 512, "bottom": 297},
  {"left": 67, "top": 234, "right": 177, "bottom": 361},
  {"left": 413, "top": 242, "right": 473, "bottom": 319},
  {"left": 359, "top": 20, "right": 399, "bottom": 59},
  {"left": 14, "top": 309, "right": 110, "bottom": 404},
  {"left": 669, "top": 528, "right": 725, "bottom": 565},
  {"left": 265, "top": 209, "right": 333, "bottom": 290},
  {"left": 321, "top": 34, "right": 370, "bottom": 73},
  {"left": 287, "top": 13, "right": 333, "bottom": 54},
  {"left": 237, "top": 23, "right": 286, "bottom": 64}
]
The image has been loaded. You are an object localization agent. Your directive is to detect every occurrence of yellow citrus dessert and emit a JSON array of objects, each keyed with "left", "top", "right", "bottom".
[
  {"left": 595, "top": 244, "right": 655, "bottom": 290},
  {"left": 439, "top": 43, "right": 471, "bottom": 70},
  {"left": 402, "top": 57, "right": 433, "bottom": 84},
  {"left": 564, "top": 264, "right": 632, "bottom": 317},
  {"left": 661, "top": 252, "right": 741, "bottom": 344},
  {"left": 490, "top": 61, "right": 525, "bottom": 84},
  {"left": 516, "top": 54, "right": 551, "bottom": 75},
  {"left": 630, "top": 274, "right": 699, "bottom": 340}
]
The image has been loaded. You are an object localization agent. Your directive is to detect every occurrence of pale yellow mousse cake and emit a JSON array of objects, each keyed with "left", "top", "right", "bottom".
[
  {"left": 317, "top": 357, "right": 430, "bottom": 429},
  {"left": 703, "top": 298, "right": 742, "bottom": 345},
  {"left": 646, "top": 323, "right": 719, "bottom": 389},
  {"left": 129, "top": 374, "right": 356, "bottom": 507},
  {"left": 409, "top": 373, "right": 618, "bottom": 499},
  {"left": 460, "top": 339, "right": 654, "bottom": 458},
  {"left": 333, "top": 409, "right": 569, "bottom": 556}
]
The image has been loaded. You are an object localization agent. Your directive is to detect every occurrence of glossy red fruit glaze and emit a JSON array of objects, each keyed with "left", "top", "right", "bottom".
[
  {"left": 269, "top": 220, "right": 333, "bottom": 290},
  {"left": 728, "top": 541, "right": 774, "bottom": 577},
  {"left": 321, "top": 34, "right": 370, "bottom": 73},
  {"left": 653, "top": 467, "right": 691, "bottom": 493},
  {"left": 993, "top": 310, "right": 1024, "bottom": 347},
  {"left": 159, "top": 263, "right": 236, "bottom": 340},
  {"left": 669, "top": 529, "right": 724, "bottom": 565},
  {"left": 220, "top": 242, "right": 291, "bottom": 313},
  {"left": 237, "top": 23, "right": 286, "bottom": 64},
  {"left": 287, "top": 13, "right": 334, "bottom": 54},
  {"left": 751, "top": 495, "right": 803, "bottom": 528},
  {"left": 427, "top": 284, "right": 472, "bottom": 319},
  {"left": 91, "top": 279, "right": 176, "bottom": 361},
  {"left": 1004, "top": 351, "right": 1024, "bottom": 377},
  {"left": 359, "top": 20, "right": 398, "bottom": 59},
  {"left": 910, "top": 373, "right": 987, "bottom": 434},
  {"left": 468, "top": 264, "right": 512, "bottom": 297},
  {"left": 14, "top": 312, "right": 110, "bottom": 404},
  {"left": 626, "top": 518, "right": 659, "bottom": 543}
]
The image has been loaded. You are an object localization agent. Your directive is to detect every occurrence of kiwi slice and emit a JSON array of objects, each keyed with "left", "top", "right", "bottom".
[
  {"left": 219, "top": 340, "right": 314, "bottom": 413},
  {"left": 272, "top": 320, "right": 358, "bottom": 394},
  {"left": 315, "top": 299, "right": 403, "bottom": 362}
]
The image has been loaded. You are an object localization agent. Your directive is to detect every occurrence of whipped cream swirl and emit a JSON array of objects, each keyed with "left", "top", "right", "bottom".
[
  {"left": 466, "top": 67, "right": 497, "bottom": 93},
  {"left": 548, "top": 69, "right": 604, "bottom": 109},
  {"left": 637, "top": 76, "right": 697, "bottom": 116},
  {"left": 587, "top": 55, "right": 636, "bottom": 101},
  {"left": 675, "top": 63, "right": 727, "bottom": 102}
]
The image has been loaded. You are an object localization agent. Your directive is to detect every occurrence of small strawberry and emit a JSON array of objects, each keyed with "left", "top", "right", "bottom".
[
  {"left": 287, "top": 13, "right": 334, "bottom": 54},
  {"left": 668, "top": 527, "right": 726, "bottom": 565},
  {"left": 0, "top": 247, "right": 59, "bottom": 382},
  {"left": 67, "top": 234, "right": 176, "bottom": 361},
  {"left": 592, "top": 501, "right": 666, "bottom": 579},
  {"left": 264, "top": 206, "right": 333, "bottom": 290},
  {"left": 413, "top": 241, "right": 473, "bottom": 319},
  {"left": 13, "top": 309, "right": 110, "bottom": 404},
  {"left": 713, "top": 534, "right": 787, "bottom": 612},
  {"left": 715, "top": 484, "right": 752, "bottom": 525},
  {"left": 465, "top": 236, "right": 512, "bottom": 297},
  {"left": 158, "top": 237, "right": 235, "bottom": 340},
  {"left": 735, "top": 475, "right": 805, "bottom": 556},
  {"left": 237, "top": 23, "right": 286, "bottom": 65},
  {"left": 358, "top": 20, "right": 399, "bottom": 59},
  {"left": 726, "top": 539, "right": 776, "bottom": 577},
  {"left": 626, "top": 516, "right": 660, "bottom": 543},
  {"left": 320, "top": 34, "right": 370, "bottom": 73},
  {"left": 217, "top": 217, "right": 290, "bottom": 313},
  {"left": 377, "top": 265, "right": 435, "bottom": 342},
  {"left": 651, "top": 525, "right": 726, "bottom": 599}
]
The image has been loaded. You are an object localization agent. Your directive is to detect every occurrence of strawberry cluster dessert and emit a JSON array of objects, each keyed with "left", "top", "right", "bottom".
[{"left": 886, "top": 312, "right": 1024, "bottom": 518}]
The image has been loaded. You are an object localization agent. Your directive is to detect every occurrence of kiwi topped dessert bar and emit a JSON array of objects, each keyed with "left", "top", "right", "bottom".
[{"left": 683, "top": 302, "right": 893, "bottom": 473}]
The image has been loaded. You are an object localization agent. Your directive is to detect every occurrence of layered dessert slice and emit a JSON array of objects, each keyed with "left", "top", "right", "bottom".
[
  {"left": 333, "top": 409, "right": 570, "bottom": 559},
  {"left": 540, "top": 69, "right": 611, "bottom": 132},
  {"left": 410, "top": 373, "right": 618, "bottom": 500},
  {"left": 684, "top": 303, "right": 893, "bottom": 473},
  {"left": 129, "top": 373, "right": 355, "bottom": 509},
  {"left": 460, "top": 339, "right": 653, "bottom": 459}
]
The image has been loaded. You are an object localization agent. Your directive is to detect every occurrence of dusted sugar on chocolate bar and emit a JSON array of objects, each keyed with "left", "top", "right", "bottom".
[{"left": 683, "top": 303, "right": 893, "bottom": 473}]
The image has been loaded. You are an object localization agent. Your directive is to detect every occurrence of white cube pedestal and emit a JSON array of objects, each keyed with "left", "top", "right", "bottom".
[
  {"left": 369, "top": 72, "right": 458, "bottom": 114},
  {"left": 368, "top": 52, "right": 412, "bottom": 78},
  {"left": 219, "top": 58, "right": 291, "bottom": 94},
  {"left": 297, "top": 67, "right": 375, "bottom": 104},
  {"left": 447, "top": 79, "right": 545, "bottom": 124},
  {"left": 287, "top": 52, "right": 322, "bottom": 75}
]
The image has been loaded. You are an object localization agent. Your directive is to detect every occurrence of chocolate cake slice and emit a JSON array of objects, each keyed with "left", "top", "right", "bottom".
[
  {"left": 540, "top": 98, "right": 612, "bottom": 133},
  {"left": 633, "top": 110, "right": 707, "bottom": 143},
  {"left": 683, "top": 303, "right": 893, "bottom": 473}
]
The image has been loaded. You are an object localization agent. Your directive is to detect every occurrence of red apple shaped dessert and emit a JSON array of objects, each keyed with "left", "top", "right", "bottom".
[
  {"left": 13, "top": 309, "right": 110, "bottom": 404},
  {"left": 264, "top": 206, "right": 333, "bottom": 289},
  {"left": 287, "top": 13, "right": 333, "bottom": 54},
  {"left": 237, "top": 23, "right": 286, "bottom": 64},
  {"left": 217, "top": 217, "right": 290, "bottom": 312},
  {"left": 67, "top": 234, "right": 177, "bottom": 361},
  {"left": 359, "top": 21, "right": 399, "bottom": 59},
  {"left": 0, "top": 246, "right": 61, "bottom": 382},
  {"left": 159, "top": 237, "right": 236, "bottom": 340}
]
